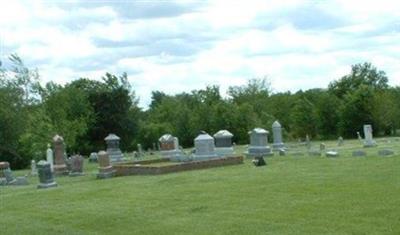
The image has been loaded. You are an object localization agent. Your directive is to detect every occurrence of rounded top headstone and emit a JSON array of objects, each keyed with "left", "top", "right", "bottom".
[
  {"left": 0, "top": 161, "right": 10, "bottom": 169},
  {"left": 37, "top": 160, "right": 49, "bottom": 166},
  {"left": 249, "top": 128, "right": 269, "bottom": 135},
  {"left": 53, "top": 134, "right": 64, "bottom": 143},
  {"left": 195, "top": 132, "right": 213, "bottom": 141},
  {"left": 98, "top": 150, "right": 107, "bottom": 156},
  {"left": 213, "top": 130, "right": 233, "bottom": 138},
  {"left": 159, "top": 134, "right": 174, "bottom": 142},
  {"left": 104, "top": 133, "right": 120, "bottom": 141},
  {"left": 272, "top": 121, "right": 281, "bottom": 128}
]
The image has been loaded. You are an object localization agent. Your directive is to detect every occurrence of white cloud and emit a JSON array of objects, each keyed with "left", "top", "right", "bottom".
[{"left": 1, "top": 0, "right": 400, "bottom": 108}]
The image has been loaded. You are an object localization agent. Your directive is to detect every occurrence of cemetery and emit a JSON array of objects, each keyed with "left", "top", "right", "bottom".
[{"left": 1, "top": 127, "right": 400, "bottom": 234}]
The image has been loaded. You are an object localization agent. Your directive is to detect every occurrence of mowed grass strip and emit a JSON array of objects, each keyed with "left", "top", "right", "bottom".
[{"left": 1, "top": 138, "right": 400, "bottom": 235}]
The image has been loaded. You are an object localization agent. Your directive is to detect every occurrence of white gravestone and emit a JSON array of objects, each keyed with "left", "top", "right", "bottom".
[
  {"left": 363, "top": 124, "right": 376, "bottom": 147},
  {"left": 46, "top": 144, "right": 54, "bottom": 172}
]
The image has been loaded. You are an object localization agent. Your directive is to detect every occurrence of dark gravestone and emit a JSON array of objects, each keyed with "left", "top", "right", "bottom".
[
  {"left": 69, "top": 155, "right": 85, "bottom": 176},
  {"left": 352, "top": 150, "right": 366, "bottom": 157},
  {"left": 37, "top": 160, "right": 57, "bottom": 189},
  {"left": 214, "top": 130, "right": 234, "bottom": 156},
  {"left": 252, "top": 157, "right": 266, "bottom": 167},
  {"left": 378, "top": 149, "right": 394, "bottom": 156}
]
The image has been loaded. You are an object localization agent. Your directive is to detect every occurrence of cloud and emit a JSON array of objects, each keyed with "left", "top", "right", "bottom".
[{"left": 1, "top": 0, "right": 399, "bottom": 108}]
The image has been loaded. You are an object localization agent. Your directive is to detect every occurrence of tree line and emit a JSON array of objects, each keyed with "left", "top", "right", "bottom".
[{"left": 1, "top": 54, "right": 399, "bottom": 168}]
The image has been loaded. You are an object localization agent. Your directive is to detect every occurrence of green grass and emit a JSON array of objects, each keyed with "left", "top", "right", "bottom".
[{"left": 1, "top": 138, "right": 400, "bottom": 234}]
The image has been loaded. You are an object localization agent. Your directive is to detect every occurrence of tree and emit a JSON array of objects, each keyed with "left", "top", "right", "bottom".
[
  {"left": 339, "top": 85, "right": 375, "bottom": 137},
  {"left": 329, "top": 62, "right": 388, "bottom": 98}
]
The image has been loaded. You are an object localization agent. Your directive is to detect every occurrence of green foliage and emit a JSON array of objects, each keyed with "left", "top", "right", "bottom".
[
  {"left": 2, "top": 54, "right": 400, "bottom": 169},
  {"left": 329, "top": 62, "right": 388, "bottom": 98}
]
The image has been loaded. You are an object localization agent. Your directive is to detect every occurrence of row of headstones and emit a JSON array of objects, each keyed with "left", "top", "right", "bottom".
[
  {"left": 157, "top": 121, "right": 286, "bottom": 161},
  {"left": 1, "top": 150, "right": 117, "bottom": 189}
]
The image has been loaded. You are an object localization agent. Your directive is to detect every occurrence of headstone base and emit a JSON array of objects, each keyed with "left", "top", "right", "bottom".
[
  {"left": 192, "top": 154, "right": 220, "bottom": 161},
  {"left": 69, "top": 172, "right": 85, "bottom": 177},
  {"left": 53, "top": 164, "right": 68, "bottom": 176},
  {"left": 37, "top": 181, "right": 58, "bottom": 189},
  {"left": 169, "top": 155, "right": 192, "bottom": 162},
  {"left": 215, "top": 147, "right": 235, "bottom": 157},
  {"left": 272, "top": 143, "right": 285, "bottom": 150},
  {"left": 107, "top": 150, "right": 124, "bottom": 163},
  {"left": 160, "top": 149, "right": 183, "bottom": 157},
  {"left": 363, "top": 141, "right": 376, "bottom": 148},
  {"left": 8, "top": 176, "right": 29, "bottom": 186},
  {"left": 97, "top": 166, "right": 115, "bottom": 179}
]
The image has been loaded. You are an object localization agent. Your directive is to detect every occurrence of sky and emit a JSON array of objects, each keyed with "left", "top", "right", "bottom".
[{"left": 1, "top": 0, "right": 399, "bottom": 108}]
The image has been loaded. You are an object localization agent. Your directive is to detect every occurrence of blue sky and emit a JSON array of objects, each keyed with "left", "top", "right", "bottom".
[{"left": 1, "top": 0, "right": 399, "bottom": 108}]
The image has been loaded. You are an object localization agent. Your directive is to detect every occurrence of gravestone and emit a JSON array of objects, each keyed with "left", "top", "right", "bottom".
[
  {"left": 2, "top": 167, "right": 28, "bottom": 186},
  {"left": 352, "top": 150, "right": 366, "bottom": 157},
  {"left": 320, "top": 143, "right": 326, "bottom": 151},
  {"left": 159, "top": 134, "right": 186, "bottom": 161},
  {"left": 0, "top": 161, "right": 10, "bottom": 178},
  {"left": 305, "top": 135, "right": 311, "bottom": 149},
  {"left": 308, "top": 150, "right": 321, "bottom": 156},
  {"left": 192, "top": 131, "right": 218, "bottom": 160},
  {"left": 97, "top": 151, "right": 115, "bottom": 179},
  {"left": 338, "top": 136, "right": 344, "bottom": 146},
  {"left": 363, "top": 125, "right": 376, "bottom": 147},
  {"left": 252, "top": 156, "right": 266, "bottom": 167},
  {"left": 89, "top": 152, "right": 98, "bottom": 163},
  {"left": 69, "top": 155, "right": 85, "bottom": 176},
  {"left": 357, "top": 132, "right": 363, "bottom": 143},
  {"left": 279, "top": 149, "right": 286, "bottom": 156},
  {"left": 31, "top": 160, "right": 38, "bottom": 176},
  {"left": 214, "top": 130, "right": 234, "bottom": 156},
  {"left": 53, "top": 135, "right": 68, "bottom": 176},
  {"left": 137, "top": 144, "right": 143, "bottom": 158},
  {"left": 326, "top": 151, "right": 339, "bottom": 157},
  {"left": 46, "top": 143, "right": 54, "bottom": 172},
  {"left": 152, "top": 143, "right": 156, "bottom": 151},
  {"left": 272, "top": 121, "right": 285, "bottom": 150},
  {"left": 37, "top": 160, "right": 57, "bottom": 189},
  {"left": 65, "top": 157, "right": 72, "bottom": 171},
  {"left": 246, "top": 128, "right": 273, "bottom": 158},
  {"left": 378, "top": 149, "right": 394, "bottom": 156},
  {"left": 105, "top": 134, "right": 124, "bottom": 163}
]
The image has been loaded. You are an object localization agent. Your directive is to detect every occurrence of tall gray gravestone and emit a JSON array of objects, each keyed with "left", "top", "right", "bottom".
[
  {"left": 246, "top": 128, "right": 273, "bottom": 158},
  {"left": 37, "top": 160, "right": 57, "bottom": 189},
  {"left": 193, "top": 131, "right": 218, "bottom": 160},
  {"left": 53, "top": 135, "right": 68, "bottom": 176},
  {"left": 214, "top": 130, "right": 234, "bottom": 156},
  {"left": 363, "top": 124, "right": 376, "bottom": 147},
  {"left": 272, "top": 121, "right": 285, "bottom": 150},
  {"left": 105, "top": 134, "right": 123, "bottom": 163}
]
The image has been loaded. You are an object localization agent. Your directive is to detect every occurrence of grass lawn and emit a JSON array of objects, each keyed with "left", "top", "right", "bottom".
[{"left": 1, "top": 138, "right": 400, "bottom": 234}]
